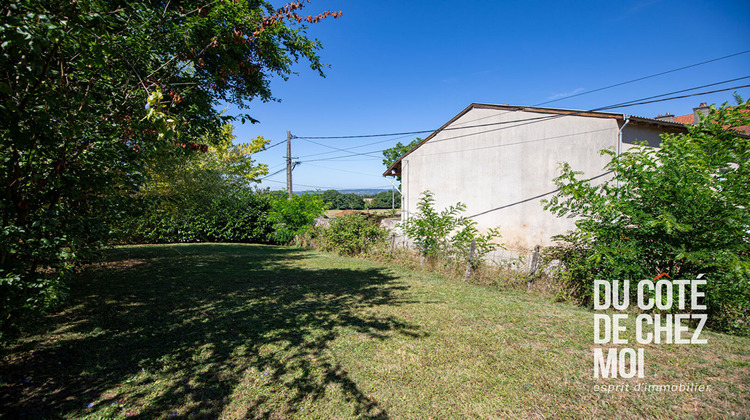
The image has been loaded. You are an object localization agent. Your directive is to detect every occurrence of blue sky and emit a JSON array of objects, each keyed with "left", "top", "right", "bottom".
[{"left": 228, "top": 0, "right": 750, "bottom": 191}]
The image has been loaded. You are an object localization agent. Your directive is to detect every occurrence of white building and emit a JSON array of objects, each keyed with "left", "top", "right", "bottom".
[{"left": 384, "top": 103, "right": 690, "bottom": 252}]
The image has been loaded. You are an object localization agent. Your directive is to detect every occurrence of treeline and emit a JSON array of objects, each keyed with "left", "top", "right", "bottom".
[{"left": 319, "top": 189, "right": 401, "bottom": 210}]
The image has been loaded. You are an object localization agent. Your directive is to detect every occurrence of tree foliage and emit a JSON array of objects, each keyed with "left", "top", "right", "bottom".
[
  {"left": 370, "top": 190, "right": 401, "bottom": 209},
  {"left": 320, "top": 189, "right": 341, "bottom": 207},
  {"left": 114, "top": 124, "right": 274, "bottom": 244},
  {"left": 543, "top": 98, "right": 750, "bottom": 334},
  {"left": 319, "top": 190, "right": 367, "bottom": 210},
  {"left": 0, "top": 0, "right": 340, "bottom": 334},
  {"left": 382, "top": 138, "right": 421, "bottom": 182},
  {"left": 335, "top": 193, "right": 365, "bottom": 210}
]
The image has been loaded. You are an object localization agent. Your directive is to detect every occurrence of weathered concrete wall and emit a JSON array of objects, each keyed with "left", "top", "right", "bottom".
[{"left": 401, "top": 107, "right": 666, "bottom": 252}]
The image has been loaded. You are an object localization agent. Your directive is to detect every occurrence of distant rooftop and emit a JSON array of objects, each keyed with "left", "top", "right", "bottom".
[{"left": 653, "top": 102, "right": 749, "bottom": 134}]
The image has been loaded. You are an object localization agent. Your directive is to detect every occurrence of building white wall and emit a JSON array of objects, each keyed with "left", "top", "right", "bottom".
[{"left": 400, "top": 107, "right": 667, "bottom": 251}]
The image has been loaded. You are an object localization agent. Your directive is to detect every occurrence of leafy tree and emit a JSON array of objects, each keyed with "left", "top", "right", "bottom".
[
  {"left": 334, "top": 193, "right": 364, "bottom": 210},
  {"left": 0, "top": 0, "right": 340, "bottom": 334},
  {"left": 320, "top": 189, "right": 341, "bottom": 208},
  {"left": 382, "top": 138, "right": 422, "bottom": 182},
  {"left": 114, "top": 124, "right": 273, "bottom": 244},
  {"left": 543, "top": 98, "right": 750, "bottom": 334},
  {"left": 143, "top": 124, "right": 268, "bottom": 195},
  {"left": 370, "top": 190, "right": 401, "bottom": 209}
]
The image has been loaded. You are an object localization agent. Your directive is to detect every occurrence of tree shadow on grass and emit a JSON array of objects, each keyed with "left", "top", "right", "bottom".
[{"left": 1, "top": 244, "right": 424, "bottom": 418}]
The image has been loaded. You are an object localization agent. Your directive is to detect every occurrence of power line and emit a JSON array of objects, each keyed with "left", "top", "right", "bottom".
[
  {"left": 301, "top": 162, "right": 390, "bottom": 179},
  {"left": 433, "top": 82, "right": 750, "bottom": 147},
  {"left": 299, "top": 80, "right": 750, "bottom": 150},
  {"left": 296, "top": 134, "right": 414, "bottom": 159},
  {"left": 300, "top": 138, "right": 383, "bottom": 159},
  {"left": 295, "top": 128, "right": 435, "bottom": 140},
  {"left": 595, "top": 83, "right": 750, "bottom": 111},
  {"left": 262, "top": 139, "right": 286, "bottom": 151},
  {"left": 588, "top": 75, "right": 750, "bottom": 111},
  {"left": 283, "top": 81, "right": 750, "bottom": 168},
  {"left": 302, "top": 149, "right": 387, "bottom": 162},
  {"left": 258, "top": 166, "right": 287, "bottom": 180},
  {"left": 293, "top": 64, "right": 750, "bottom": 141},
  {"left": 266, "top": 162, "right": 286, "bottom": 171},
  {"left": 534, "top": 50, "right": 750, "bottom": 107},
  {"left": 451, "top": 52, "right": 750, "bottom": 129},
  {"left": 262, "top": 178, "right": 336, "bottom": 190},
  {"left": 277, "top": 74, "right": 750, "bottom": 189}
]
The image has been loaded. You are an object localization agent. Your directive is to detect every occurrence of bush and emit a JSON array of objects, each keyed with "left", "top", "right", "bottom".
[
  {"left": 320, "top": 213, "right": 388, "bottom": 256},
  {"left": 400, "top": 191, "right": 503, "bottom": 267},
  {"left": 268, "top": 193, "right": 326, "bottom": 244},
  {"left": 543, "top": 98, "right": 750, "bottom": 335},
  {"left": 114, "top": 189, "right": 273, "bottom": 244}
]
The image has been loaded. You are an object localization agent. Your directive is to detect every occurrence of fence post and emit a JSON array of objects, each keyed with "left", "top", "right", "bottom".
[
  {"left": 464, "top": 238, "right": 476, "bottom": 279},
  {"left": 527, "top": 245, "right": 540, "bottom": 292}
]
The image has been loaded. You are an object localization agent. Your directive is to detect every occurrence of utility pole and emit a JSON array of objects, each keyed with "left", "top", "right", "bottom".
[{"left": 286, "top": 130, "right": 292, "bottom": 199}]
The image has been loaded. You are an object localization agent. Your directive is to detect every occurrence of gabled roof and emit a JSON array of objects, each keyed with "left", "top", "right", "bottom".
[{"left": 382, "top": 103, "right": 688, "bottom": 177}]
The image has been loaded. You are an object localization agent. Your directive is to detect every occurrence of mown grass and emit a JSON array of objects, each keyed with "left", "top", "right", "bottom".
[{"left": 1, "top": 244, "right": 748, "bottom": 419}]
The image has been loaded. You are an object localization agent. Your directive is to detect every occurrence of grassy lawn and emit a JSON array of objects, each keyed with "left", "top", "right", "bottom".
[{"left": 1, "top": 244, "right": 748, "bottom": 419}]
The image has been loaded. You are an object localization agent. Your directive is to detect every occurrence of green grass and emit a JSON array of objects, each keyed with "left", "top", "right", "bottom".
[{"left": 1, "top": 244, "right": 749, "bottom": 419}]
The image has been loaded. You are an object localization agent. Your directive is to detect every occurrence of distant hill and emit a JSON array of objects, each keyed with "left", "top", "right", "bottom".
[
  {"left": 297, "top": 188, "right": 391, "bottom": 196},
  {"left": 338, "top": 188, "right": 391, "bottom": 196}
]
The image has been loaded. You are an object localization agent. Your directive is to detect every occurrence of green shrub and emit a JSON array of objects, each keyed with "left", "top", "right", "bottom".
[
  {"left": 543, "top": 98, "right": 750, "bottom": 335},
  {"left": 268, "top": 193, "right": 326, "bottom": 244},
  {"left": 400, "top": 191, "right": 503, "bottom": 267},
  {"left": 321, "top": 213, "right": 388, "bottom": 256},
  {"left": 114, "top": 189, "right": 273, "bottom": 244}
]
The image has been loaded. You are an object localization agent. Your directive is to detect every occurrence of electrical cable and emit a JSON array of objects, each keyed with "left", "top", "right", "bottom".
[
  {"left": 301, "top": 162, "right": 390, "bottom": 179},
  {"left": 302, "top": 150, "right": 386, "bottom": 162},
  {"left": 258, "top": 166, "right": 286, "bottom": 180},
  {"left": 262, "top": 139, "right": 286, "bottom": 151},
  {"left": 291, "top": 81, "right": 750, "bottom": 162},
  {"left": 293, "top": 75, "right": 750, "bottom": 140},
  {"left": 265, "top": 74, "right": 750, "bottom": 189},
  {"left": 262, "top": 178, "right": 336, "bottom": 190},
  {"left": 300, "top": 139, "right": 383, "bottom": 159},
  {"left": 296, "top": 134, "right": 414, "bottom": 159},
  {"left": 405, "top": 81, "right": 750, "bottom": 151},
  {"left": 595, "top": 83, "right": 750, "bottom": 111},
  {"left": 534, "top": 50, "right": 750, "bottom": 107}
]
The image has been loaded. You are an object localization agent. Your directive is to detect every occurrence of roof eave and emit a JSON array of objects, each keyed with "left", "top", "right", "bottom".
[{"left": 381, "top": 103, "right": 729, "bottom": 178}]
